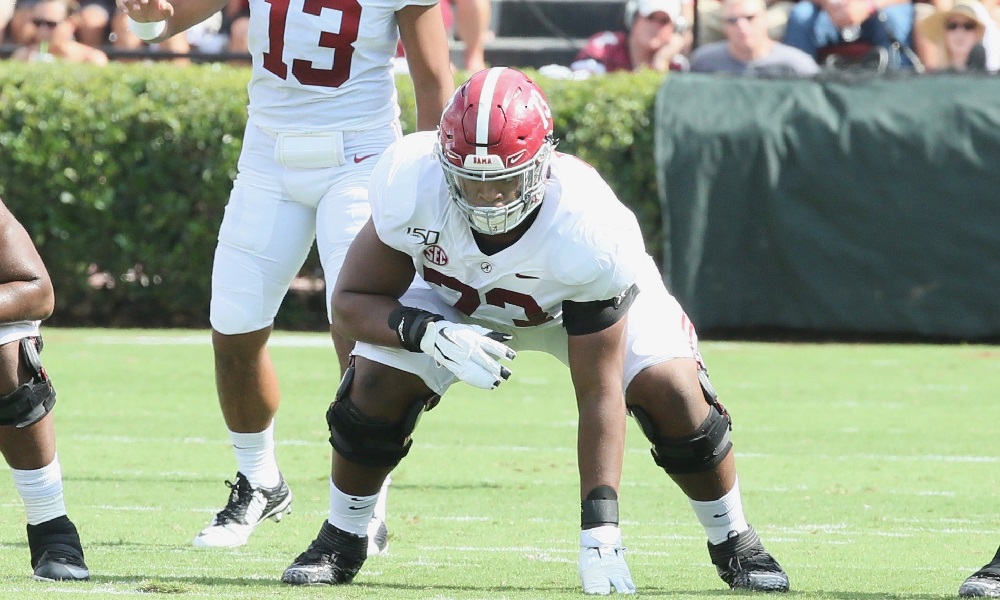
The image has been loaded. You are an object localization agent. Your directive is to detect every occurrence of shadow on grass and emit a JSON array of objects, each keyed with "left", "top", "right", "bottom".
[{"left": 10, "top": 575, "right": 966, "bottom": 599}]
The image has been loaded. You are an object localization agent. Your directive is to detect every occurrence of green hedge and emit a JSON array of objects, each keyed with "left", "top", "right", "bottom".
[{"left": 0, "top": 62, "right": 661, "bottom": 329}]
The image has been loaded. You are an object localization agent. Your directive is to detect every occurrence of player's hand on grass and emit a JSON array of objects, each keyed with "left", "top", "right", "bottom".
[
  {"left": 419, "top": 320, "right": 515, "bottom": 389},
  {"left": 578, "top": 526, "right": 636, "bottom": 595}
]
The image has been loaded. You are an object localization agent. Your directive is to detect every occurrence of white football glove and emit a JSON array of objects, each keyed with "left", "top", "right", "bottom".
[
  {"left": 419, "top": 320, "right": 516, "bottom": 389},
  {"left": 578, "top": 526, "right": 636, "bottom": 595}
]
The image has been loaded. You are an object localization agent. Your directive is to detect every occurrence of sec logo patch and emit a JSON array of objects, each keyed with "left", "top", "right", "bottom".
[{"left": 423, "top": 245, "right": 448, "bottom": 265}]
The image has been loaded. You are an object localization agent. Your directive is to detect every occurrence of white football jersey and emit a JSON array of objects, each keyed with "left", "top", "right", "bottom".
[
  {"left": 370, "top": 131, "right": 663, "bottom": 333},
  {"left": 245, "top": 0, "right": 436, "bottom": 132}
]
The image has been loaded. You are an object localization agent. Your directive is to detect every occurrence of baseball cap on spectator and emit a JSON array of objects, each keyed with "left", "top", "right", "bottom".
[{"left": 626, "top": 0, "right": 682, "bottom": 27}]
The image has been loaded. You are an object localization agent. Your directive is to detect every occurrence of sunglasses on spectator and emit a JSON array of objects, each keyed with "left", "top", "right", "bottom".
[
  {"left": 945, "top": 21, "right": 978, "bottom": 31},
  {"left": 32, "top": 18, "right": 61, "bottom": 28},
  {"left": 724, "top": 13, "right": 759, "bottom": 25},
  {"left": 642, "top": 13, "right": 673, "bottom": 26}
]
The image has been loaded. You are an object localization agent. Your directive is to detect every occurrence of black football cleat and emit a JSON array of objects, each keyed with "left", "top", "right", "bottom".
[
  {"left": 960, "top": 545, "right": 1000, "bottom": 598},
  {"left": 27, "top": 516, "right": 90, "bottom": 582},
  {"left": 282, "top": 520, "right": 367, "bottom": 585},
  {"left": 708, "top": 526, "right": 789, "bottom": 592}
]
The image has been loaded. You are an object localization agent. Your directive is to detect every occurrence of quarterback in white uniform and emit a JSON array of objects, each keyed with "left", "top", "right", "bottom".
[
  {"left": 0, "top": 199, "right": 89, "bottom": 581},
  {"left": 283, "top": 67, "right": 792, "bottom": 593},
  {"left": 117, "top": 0, "right": 454, "bottom": 555}
]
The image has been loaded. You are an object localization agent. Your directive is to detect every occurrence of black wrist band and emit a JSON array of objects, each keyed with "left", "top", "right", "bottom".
[{"left": 388, "top": 306, "right": 443, "bottom": 352}]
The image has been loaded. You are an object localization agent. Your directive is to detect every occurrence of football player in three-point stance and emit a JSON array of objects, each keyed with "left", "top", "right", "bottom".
[
  {"left": 282, "top": 66, "right": 791, "bottom": 594},
  {"left": 115, "top": 0, "right": 455, "bottom": 555},
  {"left": 0, "top": 198, "right": 89, "bottom": 581}
]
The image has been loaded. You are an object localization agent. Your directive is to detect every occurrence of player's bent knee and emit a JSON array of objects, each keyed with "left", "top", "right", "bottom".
[
  {"left": 629, "top": 370, "right": 734, "bottom": 475},
  {"left": 630, "top": 403, "right": 732, "bottom": 474},
  {"left": 0, "top": 338, "right": 56, "bottom": 429},
  {"left": 326, "top": 366, "right": 433, "bottom": 467}
]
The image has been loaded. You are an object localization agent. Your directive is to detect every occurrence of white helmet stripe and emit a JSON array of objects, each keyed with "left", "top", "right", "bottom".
[{"left": 475, "top": 67, "right": 507, "bottom": 157}]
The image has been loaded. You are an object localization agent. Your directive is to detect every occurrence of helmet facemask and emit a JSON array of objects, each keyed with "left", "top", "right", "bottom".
[{"left": 439, "top": 137, "right": 554, "bottom": 235}]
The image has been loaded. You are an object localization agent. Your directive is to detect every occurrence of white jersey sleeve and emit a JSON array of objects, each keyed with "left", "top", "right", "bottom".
[
  {"left": 544, "top": 154, "right": 652, "bottom": 303},
  {"left": 246, "top": 0, "right": 439, "bottom": 132},
  {"left": 368, "top": 131, "right": 446, "bottom": 248}
]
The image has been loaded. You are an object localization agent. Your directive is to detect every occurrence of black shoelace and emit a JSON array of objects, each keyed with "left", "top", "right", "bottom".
[{"left": 215, "top": 477, "right": 253, "bottom": 524}]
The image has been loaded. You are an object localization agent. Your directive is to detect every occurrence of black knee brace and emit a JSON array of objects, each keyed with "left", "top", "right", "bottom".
[
  {"left": 629, "top": 370, "right": 732, "bottom": 475},
  {"left": 326, "top": 366, "right": 433, "bottom": 468},
  {"left": 0, "top": 337, "right": 56, "bottom": 429}
]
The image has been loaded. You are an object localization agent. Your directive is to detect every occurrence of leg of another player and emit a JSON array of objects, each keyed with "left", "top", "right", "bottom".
[
  {"left": 0, "top": 342, "right": 88, "bottom": 581},
  {"left": 626, "top": 358, "right": 789, "bottom": 592},
  {"left": 192, "top": 327, "right": 292, "bottom": 548}
]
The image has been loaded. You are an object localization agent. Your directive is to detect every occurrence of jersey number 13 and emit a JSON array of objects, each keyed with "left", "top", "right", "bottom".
[{"left": 263, "top": 0, "right": 361, "bottom": 88}]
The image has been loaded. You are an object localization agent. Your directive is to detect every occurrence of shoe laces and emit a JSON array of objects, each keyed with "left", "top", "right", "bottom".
[
  {"left": 38, "top": 547, "right": 87, "bottom": 568},
  {"left": 971, "top": 566, "right": 1000, "bottom": 582},
  {"left": 726, "top": 544, "right": 782, "bottom": 575},
  {"left": 293, "top": 538, "right": 336, "bottom": 567},
  {"left": 215, "top": 475, "right": 255, "bottom": 524}
]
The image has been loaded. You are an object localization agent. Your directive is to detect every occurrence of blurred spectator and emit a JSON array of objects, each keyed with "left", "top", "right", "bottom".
[
  {"left": 454, "top": 0, "right": 490, "bottom": 71},
  {"left": 915, "top": 0, "right": 1000, "bottom": 69},
  {"left": 75, "top": 0, "right": 113, "bottom": 47},
  {"left": 697, "top": 0, "right": 796, "bottom": 43},
  {"left": 221, "top": 0, "right": 248, "bottom": 54},
  {"left": 691, "top": 0, "right": 821, "bottom": 73},
  {"left": 570, "top": 0, "right": 691, "bottom": 75},
  {"left": 782, "top": 0, "right": 916, "bottom": 67},
  {"left": 9, "top": 0, "right": 39, "bottom": 44},
  {"left": 1, "top": 0, "right": 14, "bottom": 43},
  {"left": 10, "top": 0, "right": 107, "bottom": 63}
]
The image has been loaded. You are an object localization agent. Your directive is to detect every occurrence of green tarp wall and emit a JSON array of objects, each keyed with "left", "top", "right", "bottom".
[{"left": 654, "top": 73, "right": 1000, "bottom": 341}]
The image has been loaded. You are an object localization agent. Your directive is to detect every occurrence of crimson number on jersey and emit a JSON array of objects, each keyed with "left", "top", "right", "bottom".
[
  {"left": 424, "top": 266, "right": 554, "bottom": 327},
  {"left": 263, "top": 0, "right": 361, "bottom": 88}
]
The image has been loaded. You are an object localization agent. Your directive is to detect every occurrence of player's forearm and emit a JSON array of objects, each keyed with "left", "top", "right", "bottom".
[
  {"left": 412, "top": 79, "right": 455, "bottom": 132},
  {"left": 331, "top": 293, "right": 406, "bottom": 349},
  {"left": 575, "top": 390, "right": 627, "bottom": 498},
  {"left": 0, "top": 280, "right": 54, "bottom": 323}
]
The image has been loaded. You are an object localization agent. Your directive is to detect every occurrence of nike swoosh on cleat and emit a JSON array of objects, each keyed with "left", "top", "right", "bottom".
[{"left": 354, "top": 153, "right": 378, "bottom": 164}]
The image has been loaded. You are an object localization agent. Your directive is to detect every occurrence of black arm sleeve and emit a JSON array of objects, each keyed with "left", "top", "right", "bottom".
[{"left": 562, "top": 283, "right": 639, "bottom": 336}]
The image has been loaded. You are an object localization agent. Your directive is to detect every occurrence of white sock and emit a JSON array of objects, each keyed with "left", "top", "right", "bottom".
[
  {"left": 229, "top": 421, "right": 281, "bottom": 489},
  {"left": 11, "top": 454, "right": 67, "bottom": 526},
  {"left": 329, "top": 479, "right": 378, "bottom": 537},
  {"left": 688, "top": 477, "right": 750, "bottom": 545},
  {"left": 371, "top": 474, "right": 391, "bottom": 523}
]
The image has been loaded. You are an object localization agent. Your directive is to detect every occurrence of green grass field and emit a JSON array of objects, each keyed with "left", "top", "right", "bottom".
[{"left": 0, "top": 329, "right": 997, "bottom": 599}]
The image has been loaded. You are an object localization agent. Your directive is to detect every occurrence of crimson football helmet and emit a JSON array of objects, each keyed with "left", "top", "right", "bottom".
[{"left": 437, "top": 67, "right": 556, "bottom": 235}]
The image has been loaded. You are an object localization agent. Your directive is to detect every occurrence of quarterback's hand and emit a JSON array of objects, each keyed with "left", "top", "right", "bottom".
[
  {"left": 117, "top": 0, "right": 175, "bottom": 22},
  {"left": 419, "top": 320, "right": 516, "bottom": 390},
  {"left": 578, "top": 526, "right": 636, "bottom": 595}
]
